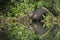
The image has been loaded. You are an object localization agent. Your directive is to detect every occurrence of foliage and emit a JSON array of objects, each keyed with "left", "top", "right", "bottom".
[{"left": 0, "top": 0, "right": 60, "bottom": 40}]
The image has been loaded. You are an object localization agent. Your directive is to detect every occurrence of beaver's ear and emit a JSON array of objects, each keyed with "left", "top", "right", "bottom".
[{"left": 27, "top": 11, "right": 34, "bottom": 18}]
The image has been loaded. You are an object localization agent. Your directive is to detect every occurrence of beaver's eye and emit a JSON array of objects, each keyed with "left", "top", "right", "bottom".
[{"left": 32, "top": 19, "right": 37, "bottom": 23}]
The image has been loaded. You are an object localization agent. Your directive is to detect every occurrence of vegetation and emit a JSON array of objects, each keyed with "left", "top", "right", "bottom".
[{"left": 0, "top": 0, "right": 60, "bottom": 40}]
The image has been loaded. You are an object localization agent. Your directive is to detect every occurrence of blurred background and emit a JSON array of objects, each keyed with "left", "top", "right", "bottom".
[{"left": 0, "top": 0, "right": 60, "bottom": 40}]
